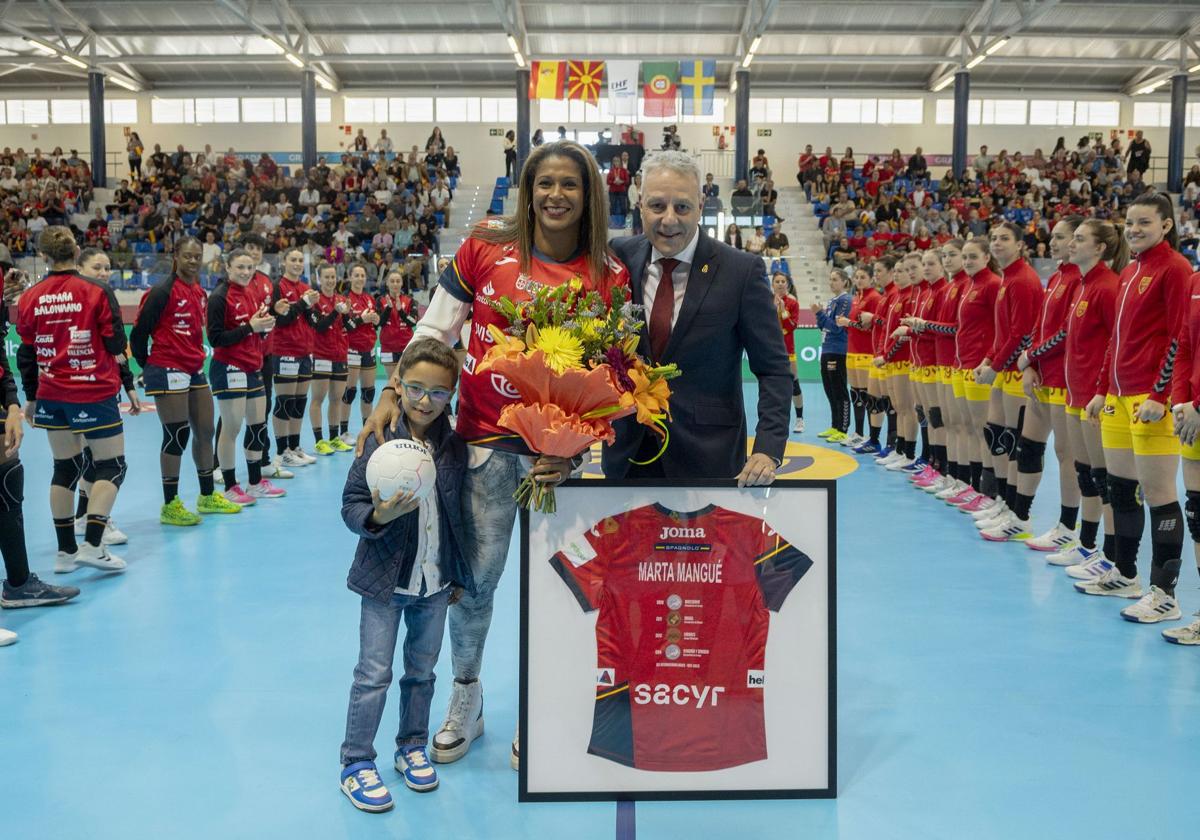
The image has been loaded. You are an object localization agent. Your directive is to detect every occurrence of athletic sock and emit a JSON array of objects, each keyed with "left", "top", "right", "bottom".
[
  {"left": 84, "top": 514, "right": 108, "bottom": 549},
  {"left": 885, "top": 409, "right": 897, "bottom": 447},
  {"left": 312, "top": 425, "right": 323, "bottom": 444},
  {"left": 995, "top": 476, "right": 1008, "bottom": 504},
  {"left": 222, "top": 469, "right": 237, "bottom": 489},
  {"left": 53, "top": 516, "right": 77, "bottom": 554},
  {"left": 1079, "top": 519, "right": 1099, "bottom": 550},
  {"left": 1059, "top": 505, "right": 1078, "bottom": 530},
  {"left": 162, "top": 477, "right": 179, "bottom": 505},
  {"left": 74, "top": 490, "right": 89, "bottom": 521},
  {"left": 869, "top": 423, "right": 881, "bottom": 444},
  {"left": 795, "top": 402, "right": 804, "bottom": 419},
  {"left": 933, "top": 446, "right": 948, "bottom": 473},
  {"left": 1103, "top": 532, "right": 1115, "bottom": 561},
  {"left": 1013, "top": 492, "right": 1034, "bottom": 521},
  {"left": 1149, "top": 502, "right": 1184, "bottom": 596},
  {"left": 198, "top": 469, "right": 215, "bottom": 497},
  {"left": 328, "top": 427, "right": 337, "bottom": 443},
  {"left": 904, "top": 438, "right": 917, "bottom": 459},
  {"left": 919, "top": 426, "right": 931, "bottom": 462},
  {"left": 1004, "top": 481, "right": 1019, "bottom": 511},
  {"left": 339, "top": 421, "right": 349, "bottom": 436},
  {"left": 248, "top": 462, "right": 263, "bottom": 486},
  {"left": 277, "top": 437, "right": 289, "bottom": 456},
  {"left": 971, "top": 462, "right": 985, "bottom": 493}
]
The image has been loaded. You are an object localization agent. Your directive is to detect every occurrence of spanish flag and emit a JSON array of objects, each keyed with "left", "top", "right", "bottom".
[
  {"left": 567, "top": 60, "right": 606, "bottom": 106},
  {"left": 528, "top": 61, "right": 566, "bottom": 100}
]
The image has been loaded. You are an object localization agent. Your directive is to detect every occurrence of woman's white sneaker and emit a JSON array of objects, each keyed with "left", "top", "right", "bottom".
[
  {"left": 1074, "top": 567, "right": 1141, "bottom": 598},
  {"left": 75, "top": 543, "right": 127, "bottom": 573},
  {"left": 0, "top": 627, "right": 16, "bottom": 646},
  {"left": 1119, "top": 586, "right": 1181, "bottom": 624},
  {"left": 1065, "top": 552, "right": 1113, "bottom": 580},
  {"left": 1024, "top": 523, "right": 1077, "bottom": 552},
  {"left": 1162, "top": 613, "right": 1200, "bottom": 645}
]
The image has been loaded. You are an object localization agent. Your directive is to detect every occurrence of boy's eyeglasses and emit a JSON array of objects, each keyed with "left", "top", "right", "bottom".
[{"left": 400, "top": 380, "right": 453, "bottom": 404}]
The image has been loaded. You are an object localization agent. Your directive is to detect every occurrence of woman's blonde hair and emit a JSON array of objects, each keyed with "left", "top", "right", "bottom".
[{"left": 472, "top": 140, "right": 612, "bottom": 282}]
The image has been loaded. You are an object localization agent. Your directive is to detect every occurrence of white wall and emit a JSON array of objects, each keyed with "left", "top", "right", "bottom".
[{"left": 2, "top": 87, "right": 1197, "bottom": 185}]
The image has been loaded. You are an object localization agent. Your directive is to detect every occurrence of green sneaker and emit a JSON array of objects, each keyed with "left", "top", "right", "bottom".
[
  {"left": 827, "top": 430, "right": 848, "bottom": 443},
  {"left": 330, "top": 437, "right": 354, "bottom": 453},
  {"left": 161, "top": 497, "right": 202, "bottom": 526},
  {"left": 816, "top": 427, "right": 838, "bottom": 439},
  {"left": 197, "top": 492, "right": 242, "bottom": 515},
  {"left": 314, "top": 439, "right": 336, "bottom": 456}
]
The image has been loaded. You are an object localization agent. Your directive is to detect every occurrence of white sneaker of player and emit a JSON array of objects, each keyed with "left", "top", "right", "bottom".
[
  {"left": 1024, "top": 523, "right": 1078, "bottom": 552},
  {"left": 885, "top": 456, "right": 916, "bottom": 472},
  {"left": 281, "top": 450, "right": 309, "bottom": 468},
  {"left": 0, "top": 627, "right": 16, "bottom": 646},
  {"left": 267, "top": 457, "right": 296, "bottom": 479},
  {"left": 981, "top": 516, "right": 1033, "bottom": 542},
  {"left": 1065, "top": 551, "right": 1113, "bottom": 580},
  {"left": 1049, "top": 543, "right": 1096, "bottom": 567},
  {"left": 338, "top": 431, "right": 356, "bottom": 445},
  {"left": 290, "top": 447, "right": 318, "bottom": 465},
  {"left": 1162, "top": 612, "right": 1200, "bottom": 645},
  {"left": 876, "top": 451, "right": 904, "bottom": 467},
  {"left": 935, "top": 481, "right": 967, "bottom": 501},
  {"left": 75, "top": 542, "right": 127, "bottom": 573},
  {"left": 971, "top": 499, "right": 1006, "bottom": 520},
  {"left": 975, "top": 508, "right": 1012, "bottom": 530},
  {"left": 74, "top": 516, "right": 128, "bottom": 545},
  {"left": 1074, "top": 567, "right": 1142, "bottom": 598},
  {"left": 841, "top": 433, "right": 864, "bottom": 448},
  {"left": 922, "top": 476, "right": 953, "bottom": 494},
  {"left": 1120, "top": 586, "right": 1181, "bottom": 624}
]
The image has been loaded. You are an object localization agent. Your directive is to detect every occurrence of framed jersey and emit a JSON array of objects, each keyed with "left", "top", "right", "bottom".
[{"left": 519, "top": 479, "right": 836, "bottom": 802}]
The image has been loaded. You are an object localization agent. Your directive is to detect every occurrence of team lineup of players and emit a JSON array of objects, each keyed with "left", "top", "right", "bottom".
[
  {"left": 831, "top": 191, "right": 1200, "bottom": 643},
  {"left": 0, "top": 228, "right": 421, "bottom": 611}
]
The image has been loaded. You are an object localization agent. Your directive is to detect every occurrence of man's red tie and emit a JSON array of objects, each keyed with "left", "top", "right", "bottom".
[{"left": 649, "top": 257, "right": 679, "bottom": 361}]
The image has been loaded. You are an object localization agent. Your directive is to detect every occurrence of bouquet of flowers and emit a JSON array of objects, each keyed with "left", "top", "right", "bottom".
[{"left": 476, "top": 280, "right": 680, "bottom": 513}]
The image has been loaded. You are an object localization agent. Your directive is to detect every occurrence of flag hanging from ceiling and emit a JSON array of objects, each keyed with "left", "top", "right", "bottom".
[
  {"left": 528, "top": 61, "right": 566, "bottom": 100},
  {"left": 566, "top": 60, "right": 606, "bottom": 105},
  {"left": 607, "top": 60, "right": 639, "bottom": 115},
  {"left": 642, "top": 61, "right": 678, "bottom": 118},
  {"left": 679, "top": 59, "right": 716, "bottom": 116}
]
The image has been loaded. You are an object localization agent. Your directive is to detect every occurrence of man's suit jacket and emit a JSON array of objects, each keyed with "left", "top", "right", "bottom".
[{"left": 602, "top": 230, "right": 793, "bottom": 479}]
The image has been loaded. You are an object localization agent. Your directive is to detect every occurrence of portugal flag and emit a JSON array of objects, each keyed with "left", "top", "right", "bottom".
[
  {"left": 529, "top": 61, "right": 566, "bottom": 100},
  {"left": 642, "top": 61, "right": 677, "bottom": 118},
  {"left": 566, "top": 60, "right": 606, "bottom": 106}
]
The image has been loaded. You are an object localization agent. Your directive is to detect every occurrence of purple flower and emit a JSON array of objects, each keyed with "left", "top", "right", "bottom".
[{"left": 604, "top": 346, "right": 636, "bottom": 392}]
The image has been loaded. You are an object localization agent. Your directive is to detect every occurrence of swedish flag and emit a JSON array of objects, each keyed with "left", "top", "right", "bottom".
[{"left": 678, "top": 60, "right": 716, "bottom": 116}]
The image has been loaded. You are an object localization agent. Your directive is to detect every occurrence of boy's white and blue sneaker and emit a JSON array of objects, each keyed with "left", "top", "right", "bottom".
[
  {"left": 340, "top": 761, "right": 393, "bottom": 812},
  {"left": 1, "top": 574, "right": 80, "bottom": 608},
  {"left": 395, "top": 746, "right": 439, "bottom": 792}
]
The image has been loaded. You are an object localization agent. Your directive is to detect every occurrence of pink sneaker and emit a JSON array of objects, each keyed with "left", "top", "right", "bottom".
[
  {"left": 958, "top": 494, "right": 995, "bottom": 513},
  {"left": 945, "top": 487, "right": 978, "bottom": 506},
  {"left": 247, "top": 479, "right": 287, "bottom": 499},
  {"left": 911, "top": 466, "right": 939, "bottom": 484},
  {"left": 224, "top": 485, "right": 257, "bottom": 506}
]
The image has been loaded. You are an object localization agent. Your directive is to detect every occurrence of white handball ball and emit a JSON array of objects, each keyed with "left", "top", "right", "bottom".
[{"left": 366, "top": 439, "right": 437, "bottom": 502}]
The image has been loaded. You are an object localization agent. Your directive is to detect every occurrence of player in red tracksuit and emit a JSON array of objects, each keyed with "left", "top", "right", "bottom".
[
  {"left": 836, "top": 264, "right": 881, "bottom": 446},
  {"left": 879, "top": 253, "right": 920, "bottom": 468},
  {"left": 972, "top": 222, "right": 1045, "bottom": 530},
  {"left": 377, "top": 269, "right": 419, "bottom": 382},
  {"left": 907, "top": 249, "right": 948, "bottom": 482},
  {"left": 1012, "top": 217, "right": 1085, "bottom": 548},
  {"left": 929, "top": 240, "right": 970, "bottom": 497},
  {"left": 1170, "top": 267, "right": 1200, "bottom": 645},
  {"left": 1080, "top": 193, "right": 1193, "bottom": 622},
  {"left": 15, "top": 226, "right": 127, "bottom": 573},
  {"left": 339, "top": 262, "right": 381, "bottom": 444},
  {"left": 207, "top": 248, "right": 286, "bottom": 505},
  {"left": 270, "top": 246, "right": 320, "bottom": 469},
  {"left": 1044, "top": 219, "right": 1126, "bottom": 580},
  {"left": 132, "top": 236, "right": 242, "bottom": 524},
  {"left": 309, "top": 262, "right": 351, "bottom": 455},
  {"left": 854, "top": 256, "right": 898, "bottom": 453}
]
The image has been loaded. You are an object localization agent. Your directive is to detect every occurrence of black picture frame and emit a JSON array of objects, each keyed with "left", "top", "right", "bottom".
[{"left": 518, "top": 478, "right": 837, "bottom": 802}]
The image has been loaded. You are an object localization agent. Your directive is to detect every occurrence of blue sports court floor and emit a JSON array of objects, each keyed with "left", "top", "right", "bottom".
[{"left": 3, "top": 382, "right": 1199, "bottom": 839}]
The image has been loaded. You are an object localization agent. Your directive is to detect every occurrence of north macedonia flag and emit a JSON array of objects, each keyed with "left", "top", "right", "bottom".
[{"left": 566, "top": 61, "right": 606, "bottom": 106}]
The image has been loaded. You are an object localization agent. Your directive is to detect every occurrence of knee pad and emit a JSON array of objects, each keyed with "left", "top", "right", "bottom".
[
  {"left": 1185, "top": 491, "right": 1200, "bottom": 543},
  {"left": 1107, "top": 474, "right": 1140, "bottom": 512},
  {"left": 1091, "top": 467, "right": 1110, "bottom": 505},
  {"left": 1074, "top": 461, "right": 1098, "bottom": 497},
  {"left": 0, "top": 459, "right": 24, "bottom": 511},
  {"left": 248, "top": 422, "right": 270, "bottom": 453},
  {"left": 273, "top": 395, "right": 290, "bottom": 421},
  {"left": 161, "top": 421, "right": 190, "bottom": 456},
  {"left": 80, "top": 447, "right": 96, "bottom": 483},
  {"left": 91, "top": 456, "right": 127, "bottom": 488},
  {"left": 877, "top": 395, "right": 892, "bottom": 414},
  {"left": 51, "top": 453, "right": 85, "bottom": 491},
  {"left": 928, "top": 406, "right": 944, "bottom": 429},
  {"left": 242, "top": 424, "right": 254, "bottom": 450},
  {"left": 792, "top": 378, "right": 801, "bottom": 397},
  {"left": 361, "top": 386, "right": 376, "bottom": 404},
  {"left": 985, "top": 422, "right": 1005, "bottom": 457},
  {"left": 915, "top": 405, "right": 927, "bottom": 427},
  {"left": 999, "top": 426, "right": 1020, "bottom": 459},
  {"left": 341, "top": 386, "right": 358, "bottom": 406},
  {"left": 1016, "top": 437, "right": 1047, "bottom": 474},
  {"left": 290, "top": 396, "right": 308, "bottom": 420}
]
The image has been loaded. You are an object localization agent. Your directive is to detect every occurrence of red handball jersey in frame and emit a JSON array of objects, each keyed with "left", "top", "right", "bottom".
[
  {"left": 550, "top": 504, "right": 812, "bottom": 772},
  {"left": 438, "top": 230, "right": 629, "bottom": 452}
]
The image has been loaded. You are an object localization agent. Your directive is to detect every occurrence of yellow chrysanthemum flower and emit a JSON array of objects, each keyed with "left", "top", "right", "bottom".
[
  {"left": 533, "top": 325, "right": 585, "bottom": 373},
  {"left": 576, "top": 318, "right": 605, "bottom": 341}
]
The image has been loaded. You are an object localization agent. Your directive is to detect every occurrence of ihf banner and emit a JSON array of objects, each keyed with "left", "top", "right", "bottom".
[{"left": 519, "top": 480, "right": 836, "bottom": 801}]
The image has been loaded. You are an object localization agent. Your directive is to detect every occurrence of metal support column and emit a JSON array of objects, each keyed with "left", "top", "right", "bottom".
[
  {"left": 952, "top": 70, "right": 970, "bottom": 178},
  {"left": 88, "top": 70, "right": 106, "bottom": 188},
  {"left": 735, "top": 69, "right": 749, "bottom": 184},
  {"left": 1168, "top": 72, "right": 1188, "bottom": 193},
  {"left": 301, "top": 69, "right": 317, "bottom": 173},
  {"left": 516, "top": 69, "right": 531, "bottom": 182}
]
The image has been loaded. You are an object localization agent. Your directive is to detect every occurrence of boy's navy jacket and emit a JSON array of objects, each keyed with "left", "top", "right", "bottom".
[{"left": 341, "top": 412, "right": 474, "bottom": 603}]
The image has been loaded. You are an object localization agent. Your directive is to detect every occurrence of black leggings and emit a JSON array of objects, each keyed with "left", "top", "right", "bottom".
[{"left": 821, "top": 353, "right": 850, "bottom": 433}]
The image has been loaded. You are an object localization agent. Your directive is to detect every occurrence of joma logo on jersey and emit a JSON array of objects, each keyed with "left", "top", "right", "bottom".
[
  {"left": 491, "top": 373, "right": 520, "bottom": 398},
  {"left": 659, "top": 525, "right": 705, "bottom": 540},
  {"left": 633, "top": 683, "right": 725, "bottom": 708}
]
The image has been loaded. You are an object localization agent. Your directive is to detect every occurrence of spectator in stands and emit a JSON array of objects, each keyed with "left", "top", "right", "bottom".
[
  {"left": 353, "top": 129, "right": 369, "bottom": 153},
  {"left": 702, "top": 173, "right": 719, "bottom": 199},
  {"left": 201, "top": 231, "right": 222, "bottom": 270},
  {"left": 531, "top": 129, "right": 544, "bottom": 147},
  {"left": 607, "top": 157, "right": 630, "bottom": 221},
  {"left": 503, "top": 130, "right": 517, "bottom": 180},
  {"left": 425, "top": 127, "right": 446, "bottom": 155},
  {"left": 973, "top": 144, "right": 993, "bottom": 176},
  {"left": 761, "top": 179, "right": 781, "bottom": 222},
  {"left": 765, "top": 223, "right": 789, "bottom": 257},
  {"left": 723, "top": 223, "right": 743, "bottom": 250},
  {"left": 443, "top": 146, "right": 460, "bottom": 179},
  {"left": 127, "top": 132, "right": 143, "bottom": 179},
  {"left": 907, "top": 147, "right": 928, "bottom": 181},
  {"left": 750, "top": 149, "right": 770, "bottom": 184},
  {"left": 732, "top": 179, "right": 754, "bottom": 198},
  {"left": 374, "top": 130, "right": 394, "bottom": 158},
  {"left": 746, "top": 225, "right": 766, "bottom": 255}
]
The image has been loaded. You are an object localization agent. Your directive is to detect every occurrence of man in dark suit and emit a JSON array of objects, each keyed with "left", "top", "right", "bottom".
[{"left": 602, "top": 151, "right": 793, "bottom": 486}]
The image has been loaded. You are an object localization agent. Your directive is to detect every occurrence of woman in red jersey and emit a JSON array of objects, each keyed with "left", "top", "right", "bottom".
[
  {"left": 929, "top": 240, "right": 971, "bottom": 498},
  {"left": 1044, "top": 220, "right": 1126, "bottom": 579},
  {"left": 1015, "top": 217, "right": 1085, "bottom": 550},
  {"left": 132, "top": 237, "right": 241, "bottom": 525},
  {"left": 270, "top": 246, "right": 320, "bottom": 470},
  {"left": 877, "top": 253, "right": 921, "bottom": 469},
  {"left": 836, "top": 264, "right": 881, "bottom": 447},
  {"left": 971, "top": 222, "right": 1045, "bottom": 534},
  {"left": 853, "top": 255, "right": 899, "bottom": 454},
  {"left": 309, "top": 262, "right": 351, "bottom": 455},
  {"left": 1079, "top": 193, "right": 1192, "bottom": 624},
  {"left": 70, "top": 247, "right": 139, "bottom": 548},
  {"left": 1169, "top": 266, "right": 1200, "bottom": 645},
  {"left": 207, "top": 248, "right": 285, "bottom": 505},
  {"left": 15, "top": 227, "right": 127, "bottom": 572},
  {"left": 340, "top": 262, "right": 381, "bottom": 443},
  {"left": 903, "top": 249, "right": 949, "bottom": 487},
  {"left": 377, "top": 269, "right": 419, "bottom": 383},
  {"left": 772, "top": 271, "right": 805, "bottom": 434},
  {"left": 359, "top": 140, "right": 628, "bottom": 770}
]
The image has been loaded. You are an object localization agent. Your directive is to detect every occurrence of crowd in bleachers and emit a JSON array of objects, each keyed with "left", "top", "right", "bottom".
[
  {"left": 1, "top": 128, "right": 467, "bottom": 292},
  {"left": 789, "top": 135, "right": 1200, "bottom": 268}
]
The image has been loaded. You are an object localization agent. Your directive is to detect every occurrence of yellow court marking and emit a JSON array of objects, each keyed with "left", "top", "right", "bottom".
[{"left": 579, "top": 437, "right": 858, "bottom": 480}]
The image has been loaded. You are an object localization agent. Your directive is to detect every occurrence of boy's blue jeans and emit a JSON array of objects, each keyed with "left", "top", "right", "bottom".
[{"left": 340, "top": 588, "right": 451, "bottom": 766}]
